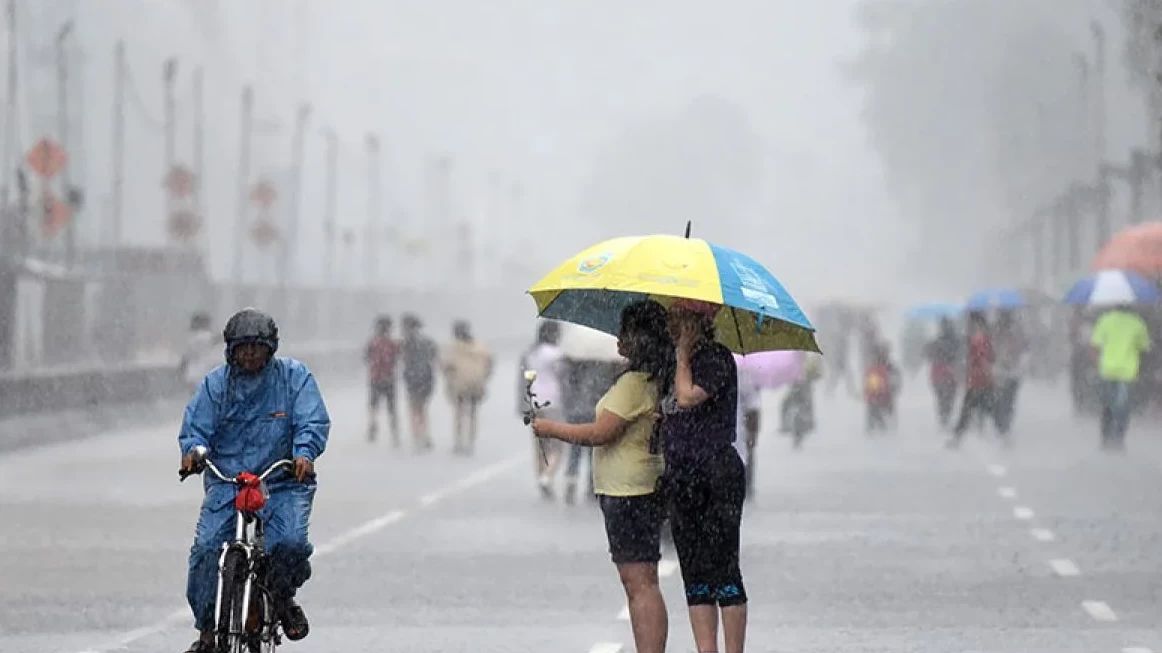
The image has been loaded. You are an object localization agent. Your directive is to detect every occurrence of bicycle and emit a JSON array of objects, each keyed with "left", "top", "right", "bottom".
[{"left": 180, "top": 446, "right": 293, "bottom": 653}]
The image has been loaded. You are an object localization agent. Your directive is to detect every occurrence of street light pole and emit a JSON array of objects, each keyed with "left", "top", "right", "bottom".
[
  {"left": 110, "top": 40, "right": 125, "bottom": 250},
  {"left": 281, "top": 103, "right": 310, "bottom": 289},
  {"left": 162, "top": 57, "right": 177, "bottom": 247},
  {"left": 56, "top": 21, "right": 74, "bottom": 267},
  {"left": 233, "top": 86, "right": 254, "bottom": 285},
  {"left": 322, "top": 128, "right": 337, "bottom": 288},
  {"left": 365, "top": 132, "right": 381, "bottom": 288}
]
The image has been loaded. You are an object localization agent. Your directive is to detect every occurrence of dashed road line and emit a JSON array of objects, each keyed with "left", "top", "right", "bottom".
[
  {"left": 997, "top": 486, "right": 1017, "bottom": 499},
  {"left": 1122, "top": 647, "right": 1153, "bottom": 653},
  {"left": 588, "top": 643, "right": 624, "bottom": 653},
  {"left": 1049, "top": 559, "right": 1081, "bottom": 577},
  {"left": 987, "top": 464, "right": 1007, "bottom": 477},
  {"left": 1013, "top": 506, "right": 1035, "bottom": 520},
  {"left": 1082, "top": 600, "right": 1118, "bottom": 622},
  {"left": 1030, "top": 528, "right": 1056, "bottom": 542}
]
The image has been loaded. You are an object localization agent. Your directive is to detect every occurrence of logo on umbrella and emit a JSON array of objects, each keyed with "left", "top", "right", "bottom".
[
  {"left": 730, "top": 260, "right": 779, "bottom": 309},
  {"left": 578, "top": 253, "right": 612, "bottom": 275}
]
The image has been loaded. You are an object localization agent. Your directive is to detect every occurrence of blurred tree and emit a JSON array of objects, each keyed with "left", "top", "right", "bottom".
[
  {"left": 848, "top": 0, "right": 1087, "bottom": 283},
  {"left": 1120, "top": 0, "right": 1162, "bottom": 136}
]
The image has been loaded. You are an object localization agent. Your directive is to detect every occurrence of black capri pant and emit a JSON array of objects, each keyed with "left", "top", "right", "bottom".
[{"left": 666, "top": 446, "right": 748, "bottom": 607}]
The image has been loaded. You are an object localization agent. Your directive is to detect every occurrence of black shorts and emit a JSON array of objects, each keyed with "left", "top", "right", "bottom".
[
  {"left": 599, "top": 493, "right": 664, "bottom": 565},
  {"left": 667, "top": 447, "right": 748, "bottom": 606},
  {"left": 368, "top": 382, "right": 397, "bottom": 409}
]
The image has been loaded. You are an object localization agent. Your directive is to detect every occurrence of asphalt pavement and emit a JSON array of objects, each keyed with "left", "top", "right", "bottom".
[{"left": 0, "top": 366, "right": 1159, "bottom": 653}]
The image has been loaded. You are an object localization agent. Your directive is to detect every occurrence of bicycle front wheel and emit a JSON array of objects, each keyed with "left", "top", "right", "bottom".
[{"left": 215, "top": 548, "right": 250, "bottom": 653}]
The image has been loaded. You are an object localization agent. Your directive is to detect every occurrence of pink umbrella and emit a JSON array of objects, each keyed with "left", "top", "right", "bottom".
[{"left": 734, "top": 351, "right": 804, "bottom": 389}]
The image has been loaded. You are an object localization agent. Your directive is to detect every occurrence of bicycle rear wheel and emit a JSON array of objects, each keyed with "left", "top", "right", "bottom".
[{"left": 215, "top": 548, "right": 250, "bottom": 653}]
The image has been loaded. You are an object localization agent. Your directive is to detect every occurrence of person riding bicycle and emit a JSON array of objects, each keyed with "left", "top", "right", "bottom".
[{"left": 178, "top": 308, "right": 331, "bottom": 653}]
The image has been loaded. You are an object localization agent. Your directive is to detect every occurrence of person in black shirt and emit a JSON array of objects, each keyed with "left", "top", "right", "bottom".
[{"left": 662, "top": 299, "right": 748, "bottom": 653}]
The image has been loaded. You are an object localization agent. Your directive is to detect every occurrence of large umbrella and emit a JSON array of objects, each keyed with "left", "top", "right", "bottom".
[
  {"left": 733, "top": 351, "right": 803, "bottom": 389},
  {"left": 1063, "top": 269, "right": 1162, "bottom": 307},
  {"left": 528, "top": 232, "right": 818, "bottom": 354},
  {"left": 1092, "top": 222, "right": 1162, "bottom": 278},
  {"left": 965, "top": 288, "right": 1026, "bottom": 311}
]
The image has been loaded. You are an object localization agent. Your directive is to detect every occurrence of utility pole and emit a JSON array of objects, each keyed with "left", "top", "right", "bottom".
[
  {"left": 322, "top": 128, "right": 337, "bottom": 287},
  {"left": 1072, "top": 53, "right": 1091, "bottom": 182},
  {"left": 1091, "top": 21, "right": 1107, "bottom": 168},
  {"left": 162, "top": 58, "right": 177, "bottom": 246},
  {"left": 365, "top": 132, "right": 380, "bottom": 288},
  {"left": 192, "top": 66, "right": 205, "bottom": 257},
  {"left": 110, "top": 41, "right": 125, "bottom": 249},
  {"left": 233, "top": 86, "right": 253, "bottom": 284},
  {"left": 281, "top": 103, "right": 310, "bottom": 289},
  {"left": 0, "top": 0, "right": 17, "bottom": 250},
  {"left": 56, "top": 21, "right": 74, "bottom": 266}
]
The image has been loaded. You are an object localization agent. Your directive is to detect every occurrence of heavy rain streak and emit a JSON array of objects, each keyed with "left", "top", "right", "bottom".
[{"left": 2, "top": 1, "right": 1162, "bottom": 652}]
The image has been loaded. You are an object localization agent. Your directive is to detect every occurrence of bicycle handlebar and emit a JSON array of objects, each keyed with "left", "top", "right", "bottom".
[{"left": 179, "top": 447, "right": 295, "bottom": 483}]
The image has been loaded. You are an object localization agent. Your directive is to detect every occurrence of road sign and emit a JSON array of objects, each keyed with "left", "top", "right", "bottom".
[
  {"left": 40, "top": 189, "right": 72, "bottom": 238},
  {"left": 26, "top": 138, "right": 67, "bottom": 179},
  {"left": 168, "top": 209, "right": 201, "bottom": 241},
  {"left": 251, "top": 218, "right": 279, "bottom": 248},
  {"left": 164, "top": 166, "right": 195, "bottom": 198},
  {"left": 249, "top": 179, "right": 277, "bottom": 209}
]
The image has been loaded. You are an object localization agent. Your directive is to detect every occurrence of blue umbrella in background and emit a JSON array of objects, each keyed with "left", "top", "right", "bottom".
[
  {"left": 1063, "top": 269, "right": 1162, "bottom": 307},
  {"left": 905, "top": 302, "right": 963, "bottom": 321},
  {"left": 965, "top": 288, "right": 1026, "bottom": 311}
]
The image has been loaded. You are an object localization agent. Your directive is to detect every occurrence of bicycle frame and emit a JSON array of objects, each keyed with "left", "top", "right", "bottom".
[{"left": 185, "top": 452, "right": 293, "bottom": 651}]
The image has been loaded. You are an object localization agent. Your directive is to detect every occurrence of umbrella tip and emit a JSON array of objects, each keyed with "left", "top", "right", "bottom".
[{"left": 684, "top": 221, "right": 692, "bottom": 239}]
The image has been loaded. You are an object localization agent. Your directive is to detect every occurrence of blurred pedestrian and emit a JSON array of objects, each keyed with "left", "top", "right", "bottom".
[
  {"left": 1090, "top": 305, "right": 1151, "bottom": 450},
  {"left": 520, "top": 321, "right": 567, "bottom": 497},
  {"left": 992, "top": 310, "right": 1029, "bottom": 442},
  {"left": 365, "top": 315, "right": 401, "bottom": 446},
  {"left": 442, "top": 320, "right": 494, "bottom": 455},
  {"left": 863, "top": 342, "right": 898, "bottom": 433},
  {"left": 179, "top": 312, "right": 219, "bottom": 393},
  {"left": 662, "top": 299, "right": 748, "bottom": 653},
  {"left": 734, "top": 361, "right": 762, "bottom": 497},
  {"left": 924, "top": 317, "right": 961, "bottom": 428},
  {"left": 401, "top": 314, "right": 438, "bottom": 452},
  {"left": 947, "top": 311, "right": 995, "bottom": 449},
  {"left": 532, "top": 300, "right": 672, "bottom": 653}
]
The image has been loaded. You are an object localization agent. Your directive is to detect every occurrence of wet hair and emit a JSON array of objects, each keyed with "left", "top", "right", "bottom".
[
  {"left": 453, "top": 320, "right": 471, "bottom": 341},
  {"left": 537, "top": 320, "right": 561, "bottom": 345},
  {"left": 968, "top": 311, "right": 989, "bottom": 329},
  {"left": 620, "top": 300, "right": 675, "bottom": 394},
  {"left": 375, "top": 315, "right": 393, "bottom": 331},
  {"left": 402, "top": 313, "right": 421, "bottom": 330}
]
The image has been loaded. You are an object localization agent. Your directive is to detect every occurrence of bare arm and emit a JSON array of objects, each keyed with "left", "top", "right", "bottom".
[
  {"left": 533, "top": 410, "right": 630, "bottom": 447},
  {"left": 674, "top": 348, "right": 711, "bottom": 409}
]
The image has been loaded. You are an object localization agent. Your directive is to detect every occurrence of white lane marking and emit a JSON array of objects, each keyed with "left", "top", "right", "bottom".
[
  {"left": 1082, "top": 600, "right": 1118, "bottom": 622},
  {"left": 588, "top": 644, "right": 624, "bottom": 653},
  {"left": 419, "top": 490, "right": 447, "bottom": 506},
  {"left": 1030, "top": 528, "right": 1056, "bottom": 542},
  {"left": 658, "top": 558, "right": 680, "bottom": 578},
  {"left": 617, "top": 604, "right": 630, "bottom": 621},
  {"left": 997, "top": 486, "right": 1017, "bottom": 499},
  {"left": 1013, "top": 506, "right": 1035, "bottom": 520},
  {"left": 73, "top": 454, "right": 524, "bottom": 653},
  {"left": 1122, "top": 648, "right": 1154, "bottom": 653},
  {"left": 313, "top": 510, "right": 407, "bottom": 556},
  {"left": 1050, "top": 559, "right": 1081, "bottom": 577},
  {"left": 987, "top": 464, "right": 1007, "bottom": 477}
]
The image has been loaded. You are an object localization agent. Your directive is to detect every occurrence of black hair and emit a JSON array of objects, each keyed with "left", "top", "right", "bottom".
[
  {"left": 537, "top": 321, "right": 561, "bottom": 345},
  {"left": 619, "top": 300, "right": 675, "bottom": 395}
]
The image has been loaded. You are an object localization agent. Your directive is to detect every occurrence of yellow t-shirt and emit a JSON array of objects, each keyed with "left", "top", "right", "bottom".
[
  {"left": 1091, "top": 310, "right": 1152, "bottom": 382},
  {"left": 592, "top": 372, "right": 664, "bottom": 497}
]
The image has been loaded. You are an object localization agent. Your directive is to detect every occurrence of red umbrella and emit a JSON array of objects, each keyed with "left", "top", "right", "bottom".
[{"left": 1092, "top": 222, "right": 1162, "bottom": 278}]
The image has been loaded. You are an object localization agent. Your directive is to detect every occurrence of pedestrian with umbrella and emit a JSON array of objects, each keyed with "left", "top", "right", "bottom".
[
  {"left": 526, "top": 225, "right": 818, "bottom": 653},
  {"left": 1064, "top": 269, "right": 1159, "bottom": 450}
]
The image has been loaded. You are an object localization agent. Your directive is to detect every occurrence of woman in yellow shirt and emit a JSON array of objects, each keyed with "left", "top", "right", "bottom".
[{"left": 532, "top": 300, "right": 673, "bottom": 653}]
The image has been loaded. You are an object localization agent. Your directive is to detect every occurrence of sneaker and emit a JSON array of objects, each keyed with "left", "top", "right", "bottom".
[{"left": 538, "top": 474, "right": 554, "bottom": 500}]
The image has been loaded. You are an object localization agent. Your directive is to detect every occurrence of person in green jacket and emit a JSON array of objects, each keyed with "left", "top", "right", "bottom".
[{"left": 1090, "top": 305, "right": 1152, "bottom": 450}]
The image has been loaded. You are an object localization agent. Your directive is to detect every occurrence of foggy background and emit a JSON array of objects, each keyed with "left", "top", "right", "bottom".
[{"left": 4, "top": 0, "right": 1162, "bottom": 361}]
